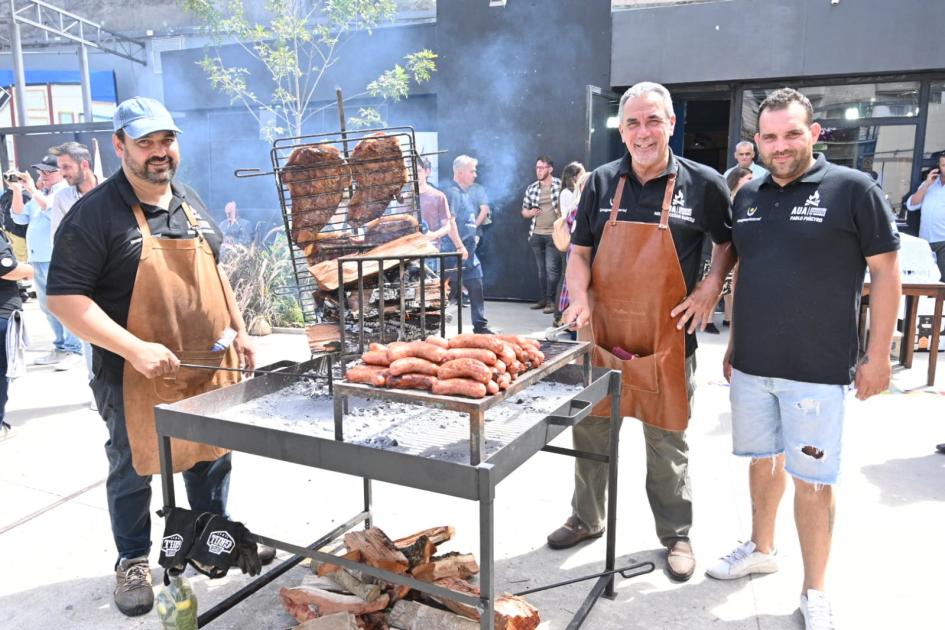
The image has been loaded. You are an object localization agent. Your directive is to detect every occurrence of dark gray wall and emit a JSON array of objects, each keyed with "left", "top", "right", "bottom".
[
  {"left": 436, "top": 0, "right": 611, "bottom": 300},
  {"left": 612, "top": 0, "right": 945, "bottom": 87}
]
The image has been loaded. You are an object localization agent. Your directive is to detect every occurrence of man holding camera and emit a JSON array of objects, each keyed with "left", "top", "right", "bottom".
[
  {"left": 10, "top": 156, "right": 80, "bottom": 366},
  {"left": 1, "top": 170, "right": 29, "bottom": 262},
  {"left": 906, "top": 153, "right": 945, "bottom": 280}
]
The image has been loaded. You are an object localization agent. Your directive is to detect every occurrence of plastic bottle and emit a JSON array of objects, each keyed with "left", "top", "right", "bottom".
[{"left": 155, "top": 573, "right": 198, "bottom": 630}]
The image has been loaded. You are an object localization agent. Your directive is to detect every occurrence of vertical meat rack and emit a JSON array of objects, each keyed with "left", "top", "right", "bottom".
[{"left": 238, "top": 125, "right": 462, "bottom": 372}]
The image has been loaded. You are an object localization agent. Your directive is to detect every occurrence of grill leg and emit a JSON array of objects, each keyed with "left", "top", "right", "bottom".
[
  {"left": 469, "top": 408, "right": 485, "bottom": 466},
  {"left": 333, "top": 394, "right": 345, "bottom": 440},
  {"left": 478, "top": 464, "right": 495, "bottom": 630},
  {"left": 604, "top": 370, "right": 621, "bottom": 599},
  {"left": 363, "top": 478, "right": 373, "bottom": 529}
]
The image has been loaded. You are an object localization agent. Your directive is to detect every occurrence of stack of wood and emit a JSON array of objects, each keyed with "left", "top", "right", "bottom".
[
  {"left": 279, "top": 525, "right": 539, "bottom": 630},
  {"left": 344, "top": 334, "right": 546, "bottom": 399},
  {"left": 309, "top": 232, "right": 438, "bottom": 292}
]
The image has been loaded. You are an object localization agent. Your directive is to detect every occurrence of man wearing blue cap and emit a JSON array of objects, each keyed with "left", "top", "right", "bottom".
[{"left": 47, "top": 96, "right": 270, "bottom": 617}]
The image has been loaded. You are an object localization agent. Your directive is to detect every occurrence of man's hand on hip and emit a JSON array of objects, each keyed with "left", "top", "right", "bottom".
[
  {"left": 853, "top": 354, "right": 891, "bottom": 400},
  {"left": 671, "top": 278, "right": 722, "bottom": 334},
  {"left": 130, "top": 341, "right": 180, "bottom": 379}
]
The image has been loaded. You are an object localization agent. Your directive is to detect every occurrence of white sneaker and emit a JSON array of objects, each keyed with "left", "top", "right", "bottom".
[
  {"left": 801, "top": 589, "right": 835, "bottom": 629},
  {"left": 34, "top": 349, "right": 69, "bottom": 366},
  {"left": 53, "top": 353, "right": 84, "bottom": 371},
  {"left": 705, "top": 540, "right": 778, "bottom": 580}
]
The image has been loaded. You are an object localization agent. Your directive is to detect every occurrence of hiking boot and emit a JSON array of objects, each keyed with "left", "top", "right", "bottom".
[
  {"left": 800, "top": 589, "right": 836, "bottom": 630},
  {"left": 530, "top": 300, "right": 547, "bottom": 310},
  {"left": 34, "top": 349, "right": 69, "bottom": 366},
  {"left": 114, "top": 556, "right": 153, "bottom": 617},
  {"left": 546, "top": 516, "right": 603, "bottom": 549},
  {"left": 542, "top": 304, "right": 555, "bottom": 314},
  {"left": 666, "top": 540, "right": 696, "bottom": 582},
  {"left": 706, "top": 540, "right": 779, "bottom": 580},
  {"left": 473, "top": 327, "right": 496, "bottom": 335}
]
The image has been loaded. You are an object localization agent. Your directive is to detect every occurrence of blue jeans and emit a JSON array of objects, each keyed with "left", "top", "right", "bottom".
[
  {"left": 91, "top": 373, "right": 232, "bottom": 565},
  {"left": 529, "top": 233, "right": 563, "bottom": 307},
  {"left": 32, "top": 261, "right": 82, "bottom": 354},
  {"left": 0, "top": 318, "right": 8, "bottom": 426},
  {"left": 730, "top": 369, "right": 847, "bottom": 485}
]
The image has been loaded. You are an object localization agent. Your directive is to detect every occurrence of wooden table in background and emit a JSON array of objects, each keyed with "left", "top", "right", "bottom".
[{"left": 861, "top": 282, "right": 945, "bottom": 387}]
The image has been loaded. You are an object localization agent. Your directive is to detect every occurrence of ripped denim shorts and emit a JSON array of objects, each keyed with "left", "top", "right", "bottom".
[{"left": 729, "top": 369, "right": 848, "bottom": 485}]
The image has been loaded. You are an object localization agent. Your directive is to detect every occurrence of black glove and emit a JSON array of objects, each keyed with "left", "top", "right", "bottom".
[
  {"left": 156, "top": 507, "right": 199, "bottom": 580},
  {"left": 188, "top": 514, "right": 262, "bottom": 578}
]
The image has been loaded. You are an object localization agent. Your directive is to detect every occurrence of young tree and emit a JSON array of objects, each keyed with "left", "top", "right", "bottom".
[{"left": 183, "top": 0, "right": 437, "bottom": 139}]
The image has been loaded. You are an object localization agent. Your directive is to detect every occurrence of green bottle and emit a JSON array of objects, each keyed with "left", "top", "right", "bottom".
[{"left": 155, "top": 572, "right": 198, "bottom": 630}]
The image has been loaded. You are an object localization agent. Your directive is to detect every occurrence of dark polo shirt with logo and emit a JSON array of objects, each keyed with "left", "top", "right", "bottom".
[
  {"left": 731, "top": 153, "right": 900, "bottom": 385},
  {"left": 571, "top": 151, "right": 732, "bottom": 356},
  {"left": 47, "top": 168, "right": 224, "bottom": 381}
]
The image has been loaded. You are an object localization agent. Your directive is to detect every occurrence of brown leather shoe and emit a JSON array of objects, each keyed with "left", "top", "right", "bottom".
[
  {"left": 666, "top": 540, "right": 696, "bottom": 582},
  {"left": 546, "top": 516, "right": 604, "bottom": 549}
]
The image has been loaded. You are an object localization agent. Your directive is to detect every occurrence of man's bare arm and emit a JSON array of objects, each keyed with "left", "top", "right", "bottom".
[
  {"left": 48, "top": 294, "right": 179, "bottom": 378},
  {"left": 671, "top": 241, "right": 737, "bottom": 333},
  {"left": 854, "top": 251, "right": 901, "bottom": 400},
  {"left": 219, "top": 266, "right": 255, "bottom": 371},
  {"left": 561, "top": 245, "right": 593, "bottom": 328},
  {"left": 475, "top": 204, "right": 490, "bottom": 227}
]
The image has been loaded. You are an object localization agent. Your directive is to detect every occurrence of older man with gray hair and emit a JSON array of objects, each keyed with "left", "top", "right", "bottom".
[
  {"left": 724, "top": 141, "right": 768, "bottom": 179},
  {"left": 547, "top": 81, "right": 735, "bottom": 584},
  {"left": 442, "top": 154, "right": 493, "bottom": 333}
]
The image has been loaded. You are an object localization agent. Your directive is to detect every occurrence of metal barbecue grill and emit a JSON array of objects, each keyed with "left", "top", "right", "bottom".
[
  {"left": 236, "top": 125, "right": 460, "bottom": 357},
  {"left": 154, "top": 344, "right": 653, "bottom": 629}
]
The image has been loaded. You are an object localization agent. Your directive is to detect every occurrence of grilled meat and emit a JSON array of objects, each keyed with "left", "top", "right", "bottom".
[
  {"left": 347, "top": 133, "right": 407, "bottom": 227},
  {"left": 283, "top": 144, "right": 350, "bottom": 259}
]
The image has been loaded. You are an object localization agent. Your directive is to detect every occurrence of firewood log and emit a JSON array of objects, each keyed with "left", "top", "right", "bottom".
[
  {"left": 393, "top": 526, "right": 455, "bottom": 549},
  {"left": 411, "top": 552, "right": 479, "bottom": 582},
  {"left": 430, "top": 579, "right": 540, "bottom": 630},
  {"left": 279, "top": 586, "right": 389, "bottom": 623},
  {"left": 399, "top": 535, "right": 436, "bottom": 570},
  {"left": 315, "top": 549, "right": 363, "bottom": 577},
  {"left": 343, "top": 527, "right": 409, "bottom": 575},
  {"left": 387, "top": 600, "right": 478, "bottom": 630},
  {"left": 292, "top": 611, "right": 359, "bottom": 630}
]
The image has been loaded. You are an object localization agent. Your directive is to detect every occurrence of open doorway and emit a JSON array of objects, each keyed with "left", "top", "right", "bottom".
[{"left": 671, "top": 98, "right": 731, "bottom": 172}]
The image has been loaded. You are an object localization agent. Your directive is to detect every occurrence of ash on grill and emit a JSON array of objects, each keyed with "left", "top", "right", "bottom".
[{"left": 218, "top": 378, "right": 582, "bottom": 463}]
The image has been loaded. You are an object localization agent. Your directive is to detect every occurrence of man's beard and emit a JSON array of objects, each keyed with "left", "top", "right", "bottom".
[
  {"left": 763, "top": 149, "right": 808, "bottom": 181},
  {"left": 126, "top": 155, "right": 177, "bottom": 184}
]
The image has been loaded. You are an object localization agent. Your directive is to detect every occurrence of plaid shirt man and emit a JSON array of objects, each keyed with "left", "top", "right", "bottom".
[{"left": 522, "top": 176, "right": 562, "bottom": 238}]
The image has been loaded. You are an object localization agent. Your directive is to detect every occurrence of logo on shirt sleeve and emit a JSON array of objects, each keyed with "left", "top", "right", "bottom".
[{"left": 736, "top": 206, "right": 762, "bottom": 223}]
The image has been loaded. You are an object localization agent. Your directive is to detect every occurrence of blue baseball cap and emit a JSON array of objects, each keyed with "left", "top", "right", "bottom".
[{"left": 112, "top": 97, "right": 182, "bottom": 139}]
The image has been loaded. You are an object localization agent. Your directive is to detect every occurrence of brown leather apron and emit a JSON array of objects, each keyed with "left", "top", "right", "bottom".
[
  {"left": 123, "top": 202, "right": 240, "bottom": 475},
  {"left": 579, "top": 173, "right": 690, "bottom": 430}
]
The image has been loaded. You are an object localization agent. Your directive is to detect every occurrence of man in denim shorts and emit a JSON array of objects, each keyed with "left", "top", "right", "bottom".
[{"left": 707, "top": 88, "right": 901, "bottom": 630}]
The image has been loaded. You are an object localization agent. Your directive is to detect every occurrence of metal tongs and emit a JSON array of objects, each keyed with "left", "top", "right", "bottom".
[
  {"left": 176, "top": 362, "right": 324, "bottom": 381},
  {"left": 543, "top": 321, "right": 577, "bottom": 341}
]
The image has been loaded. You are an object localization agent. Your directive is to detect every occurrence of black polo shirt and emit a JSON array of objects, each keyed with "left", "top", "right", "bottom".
[
  {"left": 731, "top": 154, "right": 900, "bottom": 385},
  {"left": 571, "top": 151, "right": 732, "bottom": 356},
  {"left": 0, "top": 232, "right": 21, "bottom": 318},
  {"left": 47, "top": 168, "right": 224, "bottom": 380}
]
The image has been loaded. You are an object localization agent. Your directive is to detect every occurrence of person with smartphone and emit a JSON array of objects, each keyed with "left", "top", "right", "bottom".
[{"left": 906, "top": 154, "right": 945, "bottom": 280}]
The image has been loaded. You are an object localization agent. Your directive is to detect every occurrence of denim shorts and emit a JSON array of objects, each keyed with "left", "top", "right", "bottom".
[{"left": 730, "top": 369, "right": 848, "bottom": 485}]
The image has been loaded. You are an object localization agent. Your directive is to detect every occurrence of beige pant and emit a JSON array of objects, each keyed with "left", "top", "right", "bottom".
[
  {"left": 571, "top": 354, "right": 696, "bottom": 546},
  {"left": 4, "top": 231, "right": 26, "bottom": 262}
]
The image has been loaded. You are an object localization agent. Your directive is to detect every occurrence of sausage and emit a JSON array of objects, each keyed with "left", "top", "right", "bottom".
[
  {"left": 498, "top": 334, "right": 540, "bottom": 350},
  {"left": 496, "top": 340, "right": 520, "bottom": 365},
  {"left": 388, "top": 357, "right": 439, "bottom": 376},
  {"left": 497, "top": 373, "right": 512, "bottom": 390},
  {"left": 486, "top": 380, "right": 499, "bottom": 395},
  {"left": 386, "top": 373, "right": 436, "bottom": 390},
  {"left": 425, "top": 335, "right": 449, "bottom": 349},
  {"left": 437, "top": 358, "right": 492, "bottom": 384},
  {"left": 444, "top": 347, "right": 497, "bottom": 365},
  {"left": 373, "top": 370, "right": 390, "bottom": 387},
  {"left": 361, "top": 350, "right": 391, "bottom": 366},
  {"left": 432, "top": 378, "right": 487, "bottom": 399},
  {"left": 494, "top": 359, "right": 507, "bottom": 374},
  {"left": 345, "top": 364, "right": 388, "bottom": 384},
  {"left": 387, "top": 341, "right": 448, "bottom": 364},
  {"left": 369, "top": 342, "right": 387, "bottom": 352},
  {"left": 447, "top": 333, "right": 505, "bottom": 355},
  {"left": 525, "top": 347, "right": 545, "bottom": 367}
]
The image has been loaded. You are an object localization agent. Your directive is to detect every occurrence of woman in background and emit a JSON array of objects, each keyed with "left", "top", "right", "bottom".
[{"left": 556, "top": 163, "right": 588, "bottom": 329}]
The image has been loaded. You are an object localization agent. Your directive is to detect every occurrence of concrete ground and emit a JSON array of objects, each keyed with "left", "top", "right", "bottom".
[{"left": 0, "top": 298, "right": 942, "bottom": 629}]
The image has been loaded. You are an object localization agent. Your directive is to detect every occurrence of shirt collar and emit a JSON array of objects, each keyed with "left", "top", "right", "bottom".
[
  {"left": 759, "top": 153, "right": 827, "bottom": 188},
  {"left": 114, "top": 167, "right": 185, "bottom": 212},
  {"left": 619, "top": 150, "right": 679, "bottom": 180}
]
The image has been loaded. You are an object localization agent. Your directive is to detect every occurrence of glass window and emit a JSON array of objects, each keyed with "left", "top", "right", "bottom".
[
  {"left": 923, "top": 80, "right": 945, "bottom": 168},
  {"left": 742, "top": 82, "right": 920, "bottom": 138}
]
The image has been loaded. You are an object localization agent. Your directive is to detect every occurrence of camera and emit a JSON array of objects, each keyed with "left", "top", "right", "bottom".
[{"left": 3, "top": 171, "right": 21, "bottom": 184}]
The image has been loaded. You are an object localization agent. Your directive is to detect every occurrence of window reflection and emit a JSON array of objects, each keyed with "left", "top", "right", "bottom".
[{"left": 923, "top": 81, "right": 945, "bottom": 167}]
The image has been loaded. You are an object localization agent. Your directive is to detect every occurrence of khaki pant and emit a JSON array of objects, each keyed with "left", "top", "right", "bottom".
[
  {"left": 571, "top": 354, "right": 696, "bottom": 546},
  {"left": 4, "top": 231, "right": 26, "bottom": 262}
]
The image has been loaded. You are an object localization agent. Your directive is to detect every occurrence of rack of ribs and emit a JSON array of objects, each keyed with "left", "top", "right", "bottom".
[
  {"left": 347, "top": 133, "right": 408, "bottom": 228},
  {"left": 283, "top": 144, "right": 350, "bottom": 260}
]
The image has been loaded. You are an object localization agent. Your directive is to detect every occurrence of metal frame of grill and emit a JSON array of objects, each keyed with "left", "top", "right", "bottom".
[
  {"left": 237, "top": 125, "right": 458, "bottom": 357},
  {"left": 154, "top": 351, "right": 646, "bottom": 629}
]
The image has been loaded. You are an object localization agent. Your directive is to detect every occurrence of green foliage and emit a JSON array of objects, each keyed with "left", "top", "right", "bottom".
[
  {"left": 220, "top": 227, "right": 304, "bottom": 330},
  {"left": 182, "top": 0, "right": 436, "bottom": 140}
]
